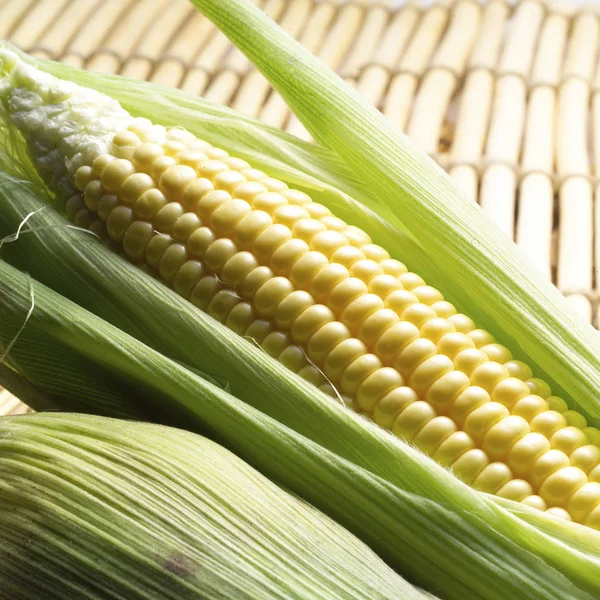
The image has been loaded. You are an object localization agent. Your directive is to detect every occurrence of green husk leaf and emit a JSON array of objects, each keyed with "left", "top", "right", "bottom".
[
  {"left": 1, "top": 412, "right": 426, "bottom": 600},
  {"left": 1, "top": 194, "right": 600, "bottom": 599},
  {"left": 185, "top": 0, "right": 600, "bottom": 423}
]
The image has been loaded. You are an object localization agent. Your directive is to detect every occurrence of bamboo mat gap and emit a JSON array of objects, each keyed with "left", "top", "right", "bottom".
[{"left": 1, "top": 0, "right": 600, "bottom": 414}]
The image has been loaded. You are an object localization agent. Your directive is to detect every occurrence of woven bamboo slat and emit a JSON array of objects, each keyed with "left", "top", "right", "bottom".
[{"left": 2, "top": 0, "right": 600, "bottom": 417}]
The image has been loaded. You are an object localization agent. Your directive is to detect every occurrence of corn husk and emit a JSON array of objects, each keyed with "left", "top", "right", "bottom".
[{"left": 0, "top": 412, "right": 426, "bottom": 600}]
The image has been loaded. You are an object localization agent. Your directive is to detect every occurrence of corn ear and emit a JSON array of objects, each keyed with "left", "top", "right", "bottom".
[
  {"left": 187, "top": 0, "right": 600, "bottom": 425},
  {"left": 0, "top": 412, "right": 427, "bottom": 600}
]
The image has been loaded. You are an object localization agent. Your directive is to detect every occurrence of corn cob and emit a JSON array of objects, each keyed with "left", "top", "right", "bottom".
[{"left": 1, "top": 51, "right": 599, "bottom": 528}]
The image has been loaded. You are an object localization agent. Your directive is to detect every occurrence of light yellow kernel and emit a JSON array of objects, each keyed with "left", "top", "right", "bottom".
[
  {"left": 450, "top": 386, "right": 491, "bottom": 428},
  {"left": 341, "top": 294, "right": 385, "bottom": 334},
  {"left": 412, "top": 285, "right": 444, "bottom": 305},
  {"left": 567, "top": 483, "right": 600, "bottom": 522},
  {"left": 551, "top": 427, "right": 589, "bottom": 455},
  {"left": 220, "top": 252, "right": 258, "bottom": 287},
  {"left": 393, "top": 338, "right": 437, "bottom": 378},
  {"left": 368, "top": 274, "right": 402, "bottom": 298},
  {"left": 113, "top": 130, "right": 141, "bottom": 148},
  {"left": 380, "top": 259, "right": 407, "bottom": 277},
  {"left": 530, "top": 411, "right": 568, "bottom": 438},
  {"left": 242, "top": 167, "right": 268, "bottom": 181},
  {"left": 349, "top": 259, "right": 384, "bottom": 283},
  {"left": 305, "top": 203, "right": 331, "bottom": 220},
  {"left": 521, "top": 495, "right": 547, "bottom": 511},
  {"left": 526, "top": 378, "right": 552, "bottom": 399},
  {"left": 310, "top": 230, "right": 349, "bottom": 258},
  {"left": 420, "top": 318, "right": 455, "bottom": 343},
  {"left": 197, "top": 160, "right": 229, "bottom": 181},
  {"left": 83, "top": 180, "right": 103, "bottom": 211},
  {"left": 432, "top": 431, "right": 475, "bottom": 466},
  {"left": 545, "top": 507, "right": 571, "bottom": 521},
  {"left": 453, "top": 449, "right": 489, "bottom": 485},
  {"left": 278, "top": 344, "right": 308, "bottom": 372},
  {"left": 447, "top": 314, "right": 476, "bottom": 333},
  {"left": 531, "top": 449, "right": 571, "bottom": 489},
  {"left": 332, "top": 247, "right": 365, "bottom": 272},
  {"left": 546, "top": 396, "right": 569, "bottom": 414},
  {"left": 273, "top": 205, "right": 311, "bottom": 229},
  {"left": 203, "top": 238, "right": 238, "bottom": 273},
  {"left": 74, "top": 166, "right": 93, "bottom": 191},
  {"left": 173, "top": 260, "right": 205, "bottom": 299},
  {"left": 132, "top": 143, "right": 164, "bottom": 173},
  {"left": 207, "top": 289, "right": 242, "bottom": 323},
  {"left": 323, "top": 338, "right": 368, "bottom": 381},
  {"left": 119, "top": 173, "right": 155, "bottom": 206},
  {"left": 507, "top": 432, "right": 551, "bottom": 478},
  {"left": 133, "top": 188, "right": 167, "bottom": 220},
  {"left": 234, "top": 210, "right": 273, "bottom": 248},
  {"left": 431, "top": 301, "right": 457, "bottom": 319},
  {"left": 271, "top": 239, "right": 310, "bottom": 276},
  {"left": 321, "top": 215, "right": 347, "bottom": 231},
  {"left": 240, "top": 266, "right": 275, "bottom": 299},
  {"left": 305, "top": 320, "right": 348, "bottom": 362},
  {"left": 97, "top": 194, "right": 119, "bottom": 221},
  {"left": 398, "top": 272, "right": 426, "bottom": 291},
  {"left": 413, "top": 416, "right": 457, "bottom": 455},
  {"left": 471, "top": 362, "right": 510, "bottom": 394},
  {"left": 154, "top": 202, "right": 184, "bottom": 234},
  {"left": 343, "top": 225, "right": 371, "bottom": 247},
  {"left": 373, "top": 387, "right": 418, "bottom": 429},
  {"left": 261, "top": 331, "right": 291, "bottom": 358},
  {"left": 454, "top": 348, "right": 489, "bottom": 375},
  {"left": 101, "top": 159, "right": 136, "bottom": 194},
  {"left": 159, "top": 244, "right": 188, "bottom": 282},
  {"left": 504, "top": 360, "right": 533, "bottom": 381},
  {"left": 583, "top": 427, "right": 600, "bottom": 446},
  {"left": 225, "top": 302, "right": 255, "bottom": 335},
  {"left": 374, "top": 321, "right": 420, "bottom": 363},
  {"left": 291, "top": 305, "right": 335, "bottom": 343},
  {"left": 234, "top": 181, "right": 268, "bottom": 202},
  {"left": 151, "top": 156, "right": 177, "bottom": 181},
  {"left": 359, "top": 309, "right": 399, "bottom": 344},
  {"left": 122, "top": 221, "right": 154, "bottom": 261},
  {"left": 158, "top": 165, "right": 196, "bottom": 203},
  {"left": 590, "top": 465, "right": 600, "bottom": 483},
  {"left": 175, "top": 150, "right": 209, "bottom": 170},
  {"left": 214, "top": 170, "right": 247, "bottom": 193},
  {"left": 409, "top": 354, "right": 454, "bottom": 396},
  {"left": 391, "top": 401, "right": 436, "bottom": 440},
  {"left": 310, "top": 264, "right": 350, "bottom": 303},
  {"left": 491, "top": 378, "right": 531, "bottom": 408},
  {"left": 384, "top": 290, "right": 418, "bottom": 314},
  {"left": 563, "top": 410, "right": 587, "bottom": 429},
  {"left": 91, "top": 154, "right": 115, "bottom": 178},
  {"left": 472, "top": 463, "right": 513, "bottom": 494},
  {"left": 570, "top": 445, "right": 600, "bottom": 474},
  {"left": 282, "top": 188, "right": 312, "bottom": 206},
  {"left": 297, "top": 365, "right": 327, "bottom": 387},
  {"left": 187, "top": 227, "right": 216, "bottom": 259},
  {"left": 356, "top": 367, "right": 404, "bottom": 412},
  {"left": 210, "top": 199, "right": 251, "bottom": 237},
  {"left": 400, "top": 303, "right": 437, "bottom": 329},
  {"left": 163, "top": 140, "right": 187, "bottom": 157},
  {"left": 221, "top": 156, "right": 250, "bottom": 171},
  {"left": 437, "top": 332, "right": 475, "bottom": 359},
  {"left": 106, "top": 205, "right": 133, "bottom": 242},
  {"left": 483, "top": 416, "right": 530, "bottom": 461},
  {"left": 481, "top": 344, "right": 512, "bottom": 364},
  {"left": 190, "top": 275, "right": 222, "bottom": 311},
  {"left": 166, "top": 128, "right": 196, "bottom": 144},
  {"left": 262, "top": 177, "right": 288, "bottom": 193},
  {"left": 253, "top": 224, "right": 293, "bottom": 261},
  {"left": 253, "top": 277, "right": 294, "bottom": 317},
  {"left": 511, "top": 395, "right": 548, "bottom": 421},
  {"left": 361, "top": 244, "right": 389, "bottom": 262},
  {"left": 496, "top": 479, "right": 534, "bottom": 502},
  {"left": 171, "top": 213, "right": 202, "bottom": 243},
  {"left": 292, "top": 218, "right": 327, "bottom": 244},
  {"left": 468, "top": 329, "right": 495, "bottom": 348},
  {"left": 540, "top": 466, "right": 587, "bottom": 508},
  {"left": 425, "top": 370, "right": 470, "bottom": 410},
  {"left": 145, "top": 234, "right": 173, "bottom": 268},
  {"left": 463, "top": 402, "right": 510, "bottom": 444}
]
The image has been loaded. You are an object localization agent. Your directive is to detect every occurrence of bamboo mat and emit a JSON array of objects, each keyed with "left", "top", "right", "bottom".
[{"left": 1, "top": 0, "right": 600, "bottom": 414}]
